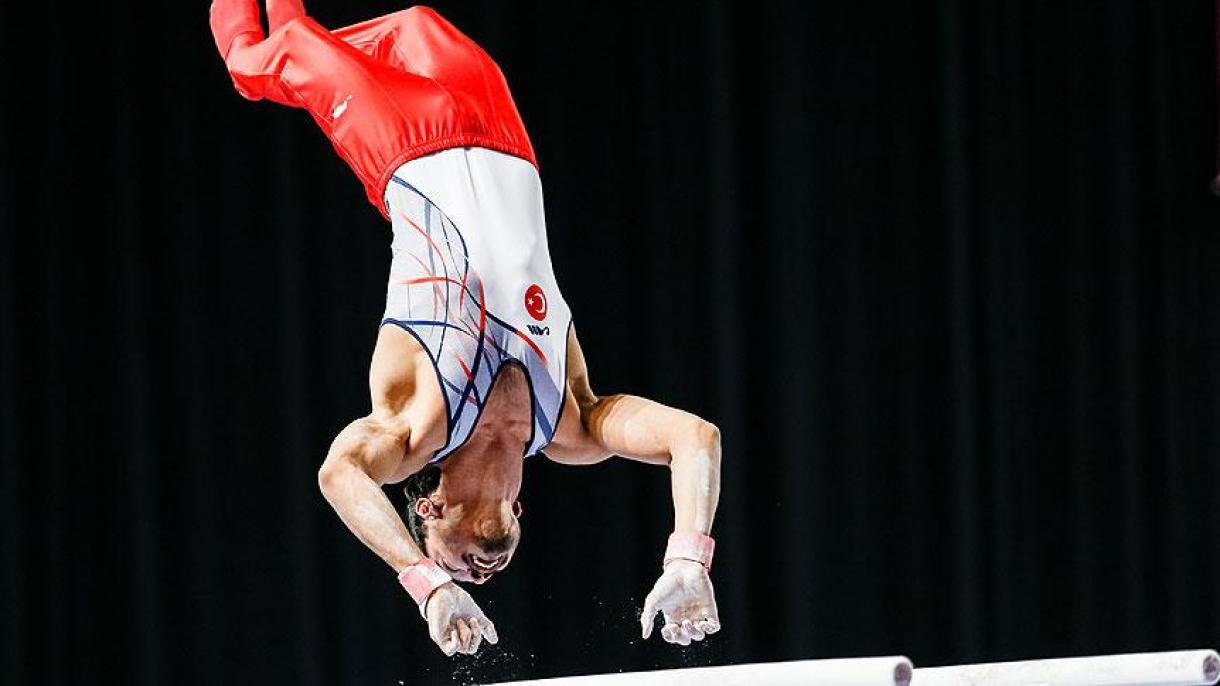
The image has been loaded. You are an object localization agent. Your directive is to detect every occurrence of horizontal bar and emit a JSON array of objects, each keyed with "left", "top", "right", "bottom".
[
  {"left": 913, "top": 649, "right": 1220, "bottom": 686},
  {"left": 484, "top": 656, "right": 914, "bottom": 686}
]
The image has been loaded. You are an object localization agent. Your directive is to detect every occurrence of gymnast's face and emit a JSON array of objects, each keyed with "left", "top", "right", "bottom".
[{"left": 418, "top": 498, "right": 523, "bottom": 584}]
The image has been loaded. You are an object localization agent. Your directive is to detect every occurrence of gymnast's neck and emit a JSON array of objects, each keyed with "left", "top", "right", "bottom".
[{"left": 438, "top": 364, "right": 531, "bottom": 501}]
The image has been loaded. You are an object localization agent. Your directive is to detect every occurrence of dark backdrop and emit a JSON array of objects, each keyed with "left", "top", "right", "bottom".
[{"left": 1, "top": 1, "right": 1218, "bottom": 684}]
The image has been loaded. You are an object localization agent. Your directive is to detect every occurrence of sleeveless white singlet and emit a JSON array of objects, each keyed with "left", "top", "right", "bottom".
[{"left": 381, "top": 147, "right": 572, "bottom": 460}]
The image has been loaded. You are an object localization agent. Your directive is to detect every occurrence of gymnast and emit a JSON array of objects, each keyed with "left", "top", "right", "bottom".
[{"left": 209, "top": 0, "right": 723, "bottom": 657}]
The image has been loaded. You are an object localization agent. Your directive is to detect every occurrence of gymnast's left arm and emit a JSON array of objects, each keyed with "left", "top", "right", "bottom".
[{"left": 547, "top": 328, "right": 723, "bottom": 646}]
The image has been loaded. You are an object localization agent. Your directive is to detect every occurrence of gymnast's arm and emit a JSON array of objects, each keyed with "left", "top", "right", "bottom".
[
  {"left": 547, "top": 328, "right": 722, "bottom": 644},
  {"left": 317, "top": 415, "right": 426, "bottom": 573},
  {"left": 547, "top": 328, "right": 722, "bottom": 538},
  {"left": 317, "top": 367, "right": 496, "bottom": 657}
]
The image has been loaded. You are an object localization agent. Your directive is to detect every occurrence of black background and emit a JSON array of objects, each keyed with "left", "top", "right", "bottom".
[{"left": 2, "top": 1, "right": 1219, "bottom": 684}]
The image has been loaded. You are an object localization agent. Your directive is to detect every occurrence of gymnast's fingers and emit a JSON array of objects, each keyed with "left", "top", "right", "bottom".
[
  {"left": 465, "top": 617, "right": 484, "bottom": 654},
  {"left": 440, "top": 628, "right": 459, "bottom": 656},
  {"left": 480, "top": 616, "right": 500, "bottom": 645},
  {"left": 697, "top": 618, "right": 721, "bottom": 635},
  {"left": 455, "top": 618, "right": 474, "bottom": 653},
  {"left": 674, "top": 624, "right": 693, "bottom": 646},
  {"left": 640, "top": 590, "right": 661, "bottom": 639},
  {"left": 682, "top": 619, "right": 706, "bottom": 641}
]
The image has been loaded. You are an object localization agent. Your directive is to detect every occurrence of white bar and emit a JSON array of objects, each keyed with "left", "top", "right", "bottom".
[
  {"left": 913, "top": 650, "right": 1220, "bottom": 686},
  {"left": 485, "top": 656, "right": 913, "bottom": 686}
]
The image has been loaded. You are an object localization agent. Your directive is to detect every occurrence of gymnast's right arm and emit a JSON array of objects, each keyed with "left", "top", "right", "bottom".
[
  {"left": 317, "top": 418, "right": 425, "bottom": 572},
  {"left": 318, "top": 415, "right": 498, "bottom": 657}
]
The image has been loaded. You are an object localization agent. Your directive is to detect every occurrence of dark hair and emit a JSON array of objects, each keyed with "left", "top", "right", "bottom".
[{"left": 401, "top": 463, "right": 442, "bottom": 555}]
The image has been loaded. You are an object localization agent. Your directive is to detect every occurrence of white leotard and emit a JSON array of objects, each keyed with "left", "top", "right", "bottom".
[{"left": 381, "top": 147, "right": 572, "bottom": 460}]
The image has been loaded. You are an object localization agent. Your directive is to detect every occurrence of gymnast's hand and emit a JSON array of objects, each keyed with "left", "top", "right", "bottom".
[
  {"left": 423, "top": 582, "right": 499, "bottom": 656},
  {"left": 640, "top": 560, "right": 721, "bottom": 646}
]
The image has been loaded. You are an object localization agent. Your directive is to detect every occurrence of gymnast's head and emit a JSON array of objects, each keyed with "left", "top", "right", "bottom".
[{"left": 402, "top": 463, "right": 522, "bottom": 584}]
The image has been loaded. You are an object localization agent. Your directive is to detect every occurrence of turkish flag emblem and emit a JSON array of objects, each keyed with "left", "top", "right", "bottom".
[{"left": 524, "top": 284, "right": 548, "bottom": 321}]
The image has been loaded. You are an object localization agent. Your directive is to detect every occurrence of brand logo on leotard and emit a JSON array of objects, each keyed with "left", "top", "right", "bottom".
[
  {"left": 524, "top": 284, "right": 548, "bottom": 321},
  {"left": 332, "top": 95, "right": 352, "bottom": 120}
]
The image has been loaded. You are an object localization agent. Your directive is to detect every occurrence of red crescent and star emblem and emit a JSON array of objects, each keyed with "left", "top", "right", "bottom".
[{"left": 524, "top": 284, "right": 548, "bottom": 321}]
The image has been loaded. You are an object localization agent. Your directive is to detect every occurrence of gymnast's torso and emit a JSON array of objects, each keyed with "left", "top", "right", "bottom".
[{"left": 381, "top": 146, "right": 573, "bottom": 461}]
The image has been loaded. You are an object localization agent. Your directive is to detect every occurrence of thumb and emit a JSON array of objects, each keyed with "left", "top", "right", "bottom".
[
  {"left": 480, "top": 614, "right": 500, "bottom": 645},
  {"left": 640, "top": 589, "right": 661, "bottom": 639},
  {"left": 441, "top": 628, "right": 459, "bottom": 657}
]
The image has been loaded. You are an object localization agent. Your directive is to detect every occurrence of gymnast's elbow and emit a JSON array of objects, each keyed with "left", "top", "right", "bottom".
[
  {"left": 317, "top": 442, "right": 365, "bottom": 499},
  {"left": 316, "top": 457, "right": 350, "bottom": 499},
  {"left": 686, "top": 418, "right": 720, "bottom": 451},
  {"left": 675, "top": 418, "right": 721, "bottom": 461}
]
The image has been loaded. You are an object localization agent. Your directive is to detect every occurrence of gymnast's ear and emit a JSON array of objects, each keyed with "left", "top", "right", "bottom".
[
  {"left": 512, "top": 500, "right": 523, "bottom": 519},
  {"left": 414, "top": 497, "right": 443, "bottom": 520}
]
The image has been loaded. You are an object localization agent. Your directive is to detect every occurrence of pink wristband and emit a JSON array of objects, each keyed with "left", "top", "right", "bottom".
[
  {"left": 397, "top": 559, "right": 452, "bottom": 615},
  {"left": 663, "top": 531, "right": 715, "bottom": 570}
]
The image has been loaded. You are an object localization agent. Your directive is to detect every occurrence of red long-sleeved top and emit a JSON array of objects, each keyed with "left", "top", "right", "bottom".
[{"left": 209, "top": 0, "right": 537, "bottom": 219}]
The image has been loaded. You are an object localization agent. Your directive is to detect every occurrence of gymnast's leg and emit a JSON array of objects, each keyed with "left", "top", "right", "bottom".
[{"left": 208, "top": 0, "right": 341, "bottom": 105}]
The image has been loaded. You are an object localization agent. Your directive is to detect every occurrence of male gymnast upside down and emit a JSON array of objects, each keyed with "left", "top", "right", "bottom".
[{"left": 209, "top": 0, "right": 723, "bottom": 657}]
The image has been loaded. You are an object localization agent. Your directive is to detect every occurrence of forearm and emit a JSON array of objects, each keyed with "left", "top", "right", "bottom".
[
  {"left": 569, "top": 392, "right": 723, "bottom": 533},
  {"left": 640, "top": 421, "right": 722, "bottom": 647},
  {"left": 317, "top": 419, "right": 425, "bottom": 572},
  {"left": 668, "top": 422, "right": 722, "bottom": 534},
  {"left": 318, "top": 459, "right": 423, "bottom": 571}
]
